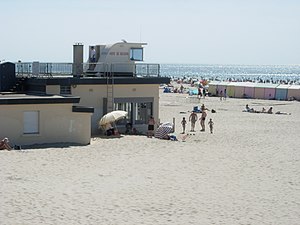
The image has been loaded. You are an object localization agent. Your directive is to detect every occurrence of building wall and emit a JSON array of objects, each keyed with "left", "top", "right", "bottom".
[
  {"left": 46, "top": 84, "right": 159, "bottom": 134},
  {"left": 0, "top": 104, "right": 91, "bottom": 146}
]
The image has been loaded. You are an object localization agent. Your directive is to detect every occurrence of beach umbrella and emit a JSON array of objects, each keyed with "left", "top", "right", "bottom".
[
  {"left": 99, "top": 110, "right": 128, "bottom": 126},
  {"left": 155, "top": 122, "right": 174, "bottom": 139}
]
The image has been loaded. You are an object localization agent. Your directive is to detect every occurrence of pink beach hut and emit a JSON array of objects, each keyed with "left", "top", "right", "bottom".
[
  {"left": 243, "top": 82, "right": 256, "bottom": 98},
  {"left": 287, "top": 85, "right": 300, "bottom": 100},
  {"left": 275, "top": 84, "right": 291, "bottom": 100},
  {"left": 254, "top": 83, "right": 278, "bottom": 100},
  {"left": 216, "top": 81, "right": 230, "bottom": 96}
]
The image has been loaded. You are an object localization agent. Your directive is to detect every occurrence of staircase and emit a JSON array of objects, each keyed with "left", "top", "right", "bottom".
[
  {"left": 106, "top": 64, "right": 114, "bottom": 113},
  {"left": 9, "top": 77, "right": 27, "bottom": 92}
]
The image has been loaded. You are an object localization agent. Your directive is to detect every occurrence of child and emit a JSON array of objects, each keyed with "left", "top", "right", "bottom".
[
  {"left": 181, "top": 117, "right": 187, "bottom": 134},
  {"left": 208, "top": 118, "right": 214, "bottom": 134}
]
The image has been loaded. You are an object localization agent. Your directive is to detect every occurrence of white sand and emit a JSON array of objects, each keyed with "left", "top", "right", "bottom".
[{"left": 1, "top": 90, "right": 300, "bottom": 225}]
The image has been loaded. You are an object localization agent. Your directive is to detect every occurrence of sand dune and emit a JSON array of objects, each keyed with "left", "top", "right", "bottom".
[{"left": 1, "top": 90, "right": 300, "bottom": 225}]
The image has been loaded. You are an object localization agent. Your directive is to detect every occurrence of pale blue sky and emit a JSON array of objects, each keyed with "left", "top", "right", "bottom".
[{"left": 0, "top": 0, "right": 299, "bottom": 64}]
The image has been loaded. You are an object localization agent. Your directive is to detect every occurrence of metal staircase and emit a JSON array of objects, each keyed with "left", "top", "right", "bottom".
[{"left": 106, "top": 64, "right": 114, "bottom": 113}]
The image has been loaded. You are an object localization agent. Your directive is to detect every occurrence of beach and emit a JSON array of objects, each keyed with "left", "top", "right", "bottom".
[{"left": 1, "top": 90, "right": 300, "bottom": 225}]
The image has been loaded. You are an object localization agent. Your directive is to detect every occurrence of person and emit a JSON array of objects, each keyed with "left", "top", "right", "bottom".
[
  {"left": 198, "top": 87, "right": 202, "bottom": 99},
  {"left": 180, "top": 85, "right": 184, "bottom": 93},
  {"left": 181, "top": 117, "right": 187, "bottom": 134},
  {"left": 245, "top": 104, "right": 250, "bottom": 112},
  {"left": 147, "top": 116, "right": 156, "bottom": 138},
  {"left": 208, "top": 118, "right": 214, "bottom": 134},
  {"left": 261, "top": 107, "right": 266, "bottom": 113},
  {"left": 267, "top": 107, "right": 273, "bottom": 114},
  {"left": 0, "top": 137, "right": 12, "bottom": 150},
  {"left": 220, "top": 90, "right": 223, "bottom": 100},
  {"left": 224, "top": 89, "right": 227, "bottom": 100},
  {"left": 189, "top": 111, "right": 198, "bottom": 132},
  {"left": 200, "top": 108, "right": 207, "bottom": 131},
  {"left": 105, "top": 123, "right": 115, "bottom": 136},
  {"left": 90, "top": 46, "right": 96, "bottom": 63},
  {"left": 203, "top": 89, "right": 206, "bottom": 98}
]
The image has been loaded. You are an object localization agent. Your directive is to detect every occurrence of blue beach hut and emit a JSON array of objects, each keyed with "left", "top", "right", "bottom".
[{"left": 275, "top": 84, "right": 290, "bottom": 100}]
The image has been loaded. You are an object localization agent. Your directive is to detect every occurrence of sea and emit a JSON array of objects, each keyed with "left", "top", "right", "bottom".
[{"left": 160, "top": 64, "right": 300, "bottom": 84}]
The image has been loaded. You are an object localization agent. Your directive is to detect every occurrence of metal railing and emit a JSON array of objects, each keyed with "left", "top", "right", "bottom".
[{"left": 15, "top": 62, "right": 160, "bottom": 78}]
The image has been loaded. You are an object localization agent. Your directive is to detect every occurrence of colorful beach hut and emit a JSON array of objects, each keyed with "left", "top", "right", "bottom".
[
  {"left": 226, "top": 82, "right": 236, "bottom": 98},
  {"left": 231, "top": 82, "right": 245, "bottom": 98},
  {"left": 254, "top": 83, "right": 278, "bottom": 100},
  {"left": 275, "top": 84, "right": 290, "bottom": 100},
  {"left": 287, "top": 85, "right": 300, "bottom": 101},
  {"left": 243, "top": 82, "right": 256, "bottom": 99},
  {"left": 208, "top": 81, "right": 221, "bottom": 96},
  {"left": 216, "top": 81, "right": 231, "bottom": 97}
]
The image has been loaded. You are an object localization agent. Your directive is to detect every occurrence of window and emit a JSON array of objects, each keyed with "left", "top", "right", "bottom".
[
  {"left": 134, "top": 102, "right": 152, "bottom": 124},
  {"left": 130, "top": 48, "right": 143, "bottom": 61},
  {"left": 60, "top": 85, "right": 71, "bottom": 95},
  {"left": 23, "top": 111, "right": 39, "bottom": 134}
]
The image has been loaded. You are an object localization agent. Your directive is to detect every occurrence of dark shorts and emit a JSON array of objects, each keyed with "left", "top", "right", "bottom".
[
  {"left": 201, "top": 117, "right": 206, "bottom": 121},
  {"left": 148, "top": 125, "right": 154, "bottom": 131}
]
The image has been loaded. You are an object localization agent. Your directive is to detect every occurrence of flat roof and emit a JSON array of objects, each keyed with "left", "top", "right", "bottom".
[{"left": 0, "top": 93, "right": 80, "bottom": 105}]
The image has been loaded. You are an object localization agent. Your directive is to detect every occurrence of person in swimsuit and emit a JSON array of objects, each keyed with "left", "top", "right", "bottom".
[
  {"left": 200, "top": 109, "right": 207, "bottom": 131},
  {"left": 189, "top": 111, "right": 198, "bottom": 132},
  {"left": 147, "top": 116, "right": 156, "bottom": 138}
]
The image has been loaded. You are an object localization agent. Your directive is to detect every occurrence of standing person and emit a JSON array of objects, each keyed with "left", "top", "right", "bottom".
[
  {"left": 220, "top": 90, "right": 223, "bottom": 101},
  {"left": 90, "top": 46, "right": 96, "bottom": 63},
  {"left": 208, "top": 118, "right": 214, "bottom": 134},
  {"left": 0, "top": 137, "right": 12, "bottom": 150},
  {"left": 189, "top": 111, "right": 198, "bottom": 132},
  {"left": 198, "top": 87, "right": 202, "bottom": 99},
  {"left": 200, "top": 108, "right": 207, "bottom": 131},
  {"left": 147, "top": 116, "right": 156, "bottom": 137},
  {"left": 203, "top": 88, "right": 206, "bottom": 99},
  {"left": 224, "top": 89, "right": 227, "bottom": 100},
  {"left": 181, "top": 117, "right": 187, "bottom": 134},
  {"left": 180, "top": 84, "right": 184, "bottom": 93}
]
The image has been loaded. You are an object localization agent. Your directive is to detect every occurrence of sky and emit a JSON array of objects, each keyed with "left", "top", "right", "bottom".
[{"left": 0, "top": 0, "right": 299, "bottom": 65}]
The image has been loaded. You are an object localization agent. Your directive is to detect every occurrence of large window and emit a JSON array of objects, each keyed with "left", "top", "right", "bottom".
[
  {"left": 23, "top": 111, "right": 39, "bottom": 134},
  {"left": 110, "top": 97, "right": 153, "bottom": 125},
  {"left": 130, "top": 48, "right": 143, "bottom": 61}
]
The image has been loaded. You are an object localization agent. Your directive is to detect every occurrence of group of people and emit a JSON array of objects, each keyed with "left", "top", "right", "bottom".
[
  {"left": 244, "top": 104, "right": 291, "bottom": 115},
  {"left": 181, "top": 104, "right": 214, "bottom": 134}
]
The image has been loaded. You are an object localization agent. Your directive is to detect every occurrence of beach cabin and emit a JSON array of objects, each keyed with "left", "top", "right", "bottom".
[
  {"left": 243, "top": 82, "right": 256, "bottom": 98},
  {"left": 287, "top": 85, "right": 300, "bottom": 100},
  {"left": 216, "top": 81, "right": 230, "bottom": 97},
  {"left": 254, "top": 83, "right": 278, "bottom": 100},
  {"left": 226, "top": 82, "right": 236, "bottom": 98},
  {"left": 232, "top": 82, "right": 245, "bottom": 98},
  {"left": 0, "top": 93, "right": 93, "bottom": 146},
  {"left": 208, "top": 81, "right": 220, "bottom": 96},
  {"left": 275, "top": 84, "right": 290, "bottom": 101}
]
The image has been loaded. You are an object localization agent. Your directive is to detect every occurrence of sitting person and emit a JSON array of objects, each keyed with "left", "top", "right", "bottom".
[
  {"left": 0, "top": 137, "right": 12, "bottom": 150},
  {"left": 105, "top": 123, "right": 115, "bottom": 136},
  {"left": 261, "top": 107, "right": 266, "bottom": 113},
  {"left": 267, "top": 107, "right": 273, "bottom": 114}
]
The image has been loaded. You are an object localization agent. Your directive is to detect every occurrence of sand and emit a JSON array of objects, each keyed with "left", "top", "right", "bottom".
[{"left": 1, "top": 89, "right": 300, "bottom": 225}]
